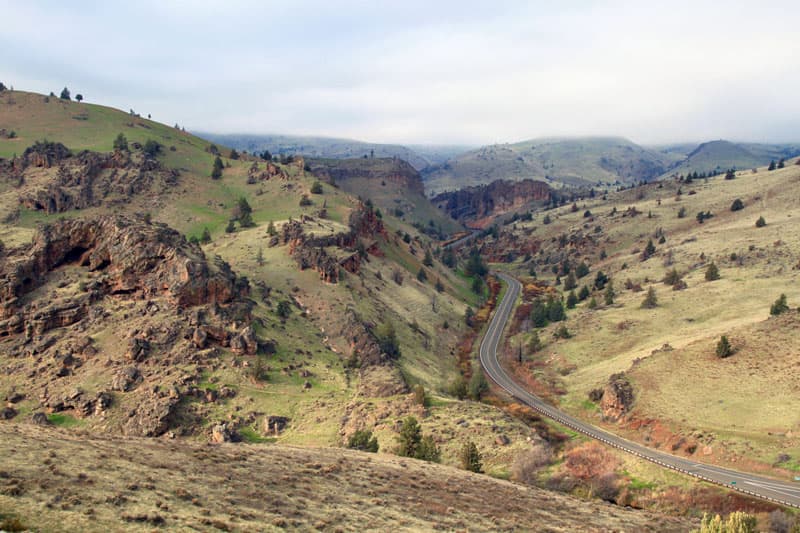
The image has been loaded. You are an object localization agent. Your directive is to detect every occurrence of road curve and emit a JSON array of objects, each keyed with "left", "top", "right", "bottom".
[{"left": 480, "top": 272, "right": 800, "bottom": 508}]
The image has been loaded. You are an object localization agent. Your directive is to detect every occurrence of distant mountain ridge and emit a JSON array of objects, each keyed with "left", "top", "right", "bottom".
[
  {"left": 197, "top": 132, "right": 472, "bottom": 172},
  {"left": 421, "top": 136, "right": 800, "bottom": 195}
]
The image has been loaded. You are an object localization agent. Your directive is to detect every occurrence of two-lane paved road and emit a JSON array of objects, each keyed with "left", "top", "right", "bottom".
[{"left": 480, "top": 272, "right": 800, "bottom": 508}]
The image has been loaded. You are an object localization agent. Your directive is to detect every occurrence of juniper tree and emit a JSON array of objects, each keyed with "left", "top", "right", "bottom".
[
  {"left": 459, "top": 440, "right": 483, "bottom": 473},
  {"left": 705, "top": 263, "right": 720, "bottom": 281}
]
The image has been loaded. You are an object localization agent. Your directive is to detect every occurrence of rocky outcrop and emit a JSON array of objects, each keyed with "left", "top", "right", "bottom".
[
  {"left": 432, "top": 179, "right": 552, "bottom": 225},
  {"left": 16, "top": 149, "right": 179, "bottom": 214},
  {"left": 0, "top": 216, "right": 249, "bottom": 336},
  {"left": 599, "top": 373, "right": 635, "bottom": 422},
  {"left": 308, "top": 157, "right": 425, "bottom": 195},
  {"left": 122, "top": 392, "right": 180, "bottom": 437},
  {"left": 279, "top": 204, "right": 385, "bottom": 283}
]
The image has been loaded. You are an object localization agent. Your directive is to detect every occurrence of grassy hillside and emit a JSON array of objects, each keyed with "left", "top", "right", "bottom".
[
  {"left": 0, "top": 424, "right": 693, "bottom": 532},
  {"left": 661, "top": 140, "right": 782, "bottom": 177},
  {"left": 0, "top": 89, "right": 479, "bottom": 451},
  {"left": 488, "top": 157, "right": 800, "bottom": 477},
  {"left": 422, "top": 136, "right": 672, "bottom": 194}
]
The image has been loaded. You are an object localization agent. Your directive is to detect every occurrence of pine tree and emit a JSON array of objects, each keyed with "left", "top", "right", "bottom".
[
  {"left": 113, "top": 133, "right": 129, "bottom": 152},
  {"left": 768, "top": 160, "right": 776, "bottom": 171},
  {"left": 459, "top": 440, "right": 483, "bottom": 473},
  {"left": 211, "top": 156, "right": 224, "bottom": 179},
  {"left": 716, "top": 335, "right": 732, "bottom": 358},
  {"left": 778, "top": 158, "right": 785, "bottom": 169},
  {"left": 705, "top": 263, "right": 720, "bottom": 281},
  {"left": 575, "top": 261, "right": 590, "bottom": 278},
  {"left": 641, "top": 286, "right": 658, "bottom": 308},
  {"left": 200, "top": 227, "right": 211, "bottom": 244},
  {"left": 256, "top": 247, "right": 264, "bottom": 266},
  {"left": 566, "top": 290, "right": 578, "bottom": 309},
  {"left": 770, "top": 294, "right": 789, "bottom": 316},
  {"left": 397, "top": 417, "right": 422, "bottom": 458},
  {"left": 267, "top": 220, "right": 277, "bottom": 236},
  {"left": 59, "top": 87, "right": 71, "bottom": 100},
  {"left": 604, "top": 280, "right": 615, "bottom": 305},
  {"left": 423, "top": 249, "right": 434, "bottom": 267},
  {"left": 578, "top": 285, "right": 590, "bottom": 301},
  {"left": 417, "top": 268, "right": 428, "bottom": 283},
  {"left": 563, "top": 271, "right": 577, "bottom": 290},
  {"left": 755, "top": 216, "right": 766, "bottom": 228},
  {"left": 225, "top": 219, "right": 236, "bottom": 233}
]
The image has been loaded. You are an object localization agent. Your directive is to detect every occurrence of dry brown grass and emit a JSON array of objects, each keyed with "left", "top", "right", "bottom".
[{"left": 0, "top": 424, "right": 693, "bottom": 532}]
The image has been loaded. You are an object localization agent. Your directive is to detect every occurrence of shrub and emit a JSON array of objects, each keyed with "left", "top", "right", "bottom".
[
  {"left": 640, "top": 287, "right": 658, "bottom": 308},
  {"left": 299, "top": 194, "right": 313, "bottom": 207},
  {"left": 413, "top": 384, "right": 426, "bottom": 406},
  {"left": 730, "top": 198, "right": 744, "bottom": 211},
  {"left": 416, "top": 268, "right": 427, "bottom": 283},
  {"left": 459, "top": 440, "right": 483, "bottom": 473},
  {"left": 553, "top": 324, "right": 571, "bottom": 339},
  {"left": 594, "top": 270, "right": 609, "bottom": 290},
  {"left": 677, "top": 206, "right": 686, "bottom": 218},
  {"left": 267, "top": 220, "right": 277, "bottom": 236},
  {"left": 225, "top": 219, "right": 236, "bottom": 233},
  {"left": 697, "top": 511, "right": 757, "bottom": 533},
  {"left": 770, "top": 294, "right": 789, "bottom": 316},
  {"left": 276, "top": 300, "right": 292, "bottom": 319},
  {"left": 468, "top": 370, "right": 489, "bottom": 400},
  {"left": 528, "top": 331, "right": 543, "bottom": 354},
  {"left": 716, "top": 335, "right": 733, "bottom": 358},
  {"left": 310, "top": 181, "right": 323, "bottom": 194},
  {"left": 578, "top": 285, "right": 590, "bottom": 301},
  {"left": 200, "top": 227, "right": 212, "bottom": 244},
  {"left": 375, "top": 321, "right": 401, "bottom": 359},
  {"left": 60, "top": 86, "right": 70, "bottom": 100},
  {"left": 542, "top": 214, "right": 551, "bottom": 224},
  {"left": 229, "top": 149, "right": 239, "bottom": 160},
  {"left": 417, "top": 435, "right": 441, "bottom": 462},
  {"left": 755, "top": 216, "right": 766, "bottom": 227},
  {"left": 639, "top": 239, "right": 656, "bottom": 261},
  {"left": 663, "top": 268, "right": 682, "bottom": 286},
  {"left": 511, "top": 446, "right": 553, "bottom": 485},
  {"left": 396, "top": 417, "right": 422, "bottom": 457},
  {"left": 448, "top": 376, "right": 468, "bottom": 400},
  {"left": 705, "top": 263, "right": 720, "bottom": 281},
  {"left": 603, "top": 281, "right": 615, "bottom": 305},
  {"left": 142, "top": 139, "right": 161, "bottom": 157},
  {"left": 566, "top": 290, "right": 578, "bottom": 309},
  {"left": 348, "top": 430, "right": 379, "bottom": 452},
  {"left": 575, "top": 261, "right": 590, "bottom": 278},
  {"left": 248, "top": 355, "right": 268, "bottom": 382},
  {"left": 113, "top": 133, "right": 129, "bottom": 152}
]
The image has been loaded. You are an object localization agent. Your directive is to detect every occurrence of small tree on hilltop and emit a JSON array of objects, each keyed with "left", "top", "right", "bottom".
[
  {"left": 730, "top": 198, "right": 744, "bottom": 212},
  {"left": 640, "top": 286, "right": 658, "bottom": 309},
  {"left": 60, "top": 87, "right": 71, "bottom": 100},
  {"left": 716, "top": 335, "right": 733, "bottom": 358},
  {"left": 460, "top": 440, "right": 483, "bottom": 473},
  {"left": 75, "top": 94, "right": 83, "bottom": 103},
  {"left": 276, "top": 300, "right": 292, "bottom": 319},
  {"left": 778, "top": 158, "right": 785, "bottom": 169},
  {"left": 348, "top": 429, "right": 379, "bottom": 452},
  {"left": 768, "top": 160, "right": 776, "bottom": 171},
  {"left": 770, "top": 294, "right": 789, "bottom": 316}
]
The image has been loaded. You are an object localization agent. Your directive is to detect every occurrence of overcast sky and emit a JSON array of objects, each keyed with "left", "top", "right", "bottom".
[{"left": 2, "top": 1, "right": 798, "bottom": 145}]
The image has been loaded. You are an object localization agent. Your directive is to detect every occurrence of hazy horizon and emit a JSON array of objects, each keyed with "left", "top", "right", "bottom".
[{"left": 3, "top": 1, "right": 799, "bottom": 146}]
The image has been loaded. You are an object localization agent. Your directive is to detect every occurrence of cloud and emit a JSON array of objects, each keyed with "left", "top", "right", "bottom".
[{"left": 1, "top": 1, "right": 798, "bottom": 144}]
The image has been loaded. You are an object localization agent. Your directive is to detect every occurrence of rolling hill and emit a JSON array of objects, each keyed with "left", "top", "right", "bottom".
[
  {"left": 660, "top": 140, "right": 800, "bottom": 177},
  {"left": 422, "top": 136, "right": 674, "bottom": 195},
  {"left": 198, "top": 132, "right": 472, "bottom": 172}
]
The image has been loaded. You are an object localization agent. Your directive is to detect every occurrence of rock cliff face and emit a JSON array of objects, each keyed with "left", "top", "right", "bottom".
[
  {"left": 432, "top": 179, "right": 552, "bottom": 226},
  {"left": 307, "top": 157, "right": 425, "bottom": 195},
  {"left": 6, "top": 146, "right": 179, "bottom": 214},
  {"left": 0, "top": 216, "right": 262, "bottom": 438},
  {"left": 0, "top": 216, "right": 247, "bottom": 334}
]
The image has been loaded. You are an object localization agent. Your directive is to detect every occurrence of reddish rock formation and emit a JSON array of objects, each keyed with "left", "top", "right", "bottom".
[
  {"left": 0, "top": 216, "right": 249, "bottom": 336},
  {"left": 600, "top": 373, "right": 635, "bottom": 422}
]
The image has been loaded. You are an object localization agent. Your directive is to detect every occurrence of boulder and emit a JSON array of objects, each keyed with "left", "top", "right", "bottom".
[
  {"left": 192, "top": 327, "right": 207, "bottom": 349},
  {"left": 211, "top": 423, "right": 236, "bottom": 443},
  {"left": 230, "top": 326, "right": 257, "bottom": 355},
  {"left": 122, "top": 393, "right": 178, "bottom": 437},
  {"left": 600, "top": 373, "right": 634, "bottom": 422},
  {"left": 111, "top": 366, "right": 141, "bottom": 392},
  {"left": 31, "top": 412, "right": 50, "bottom": 426},
  {"left": 126, "top": 337, "right": 150, "bottom": 362},
  {"left": 263, "top": 415, "right": 289, "bottom": 435}
]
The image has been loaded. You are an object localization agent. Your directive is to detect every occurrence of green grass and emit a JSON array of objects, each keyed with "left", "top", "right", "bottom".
[
  {"left": 47, "top": 413, "right": 80, "bottom": 427},
  {"left": 239, "top": 427, "right": 276, "bottom": 444}
]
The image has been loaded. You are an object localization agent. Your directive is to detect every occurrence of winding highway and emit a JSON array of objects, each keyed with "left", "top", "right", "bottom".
[{"left": 480, "top": 272, "right": 800, "bottom": 508}]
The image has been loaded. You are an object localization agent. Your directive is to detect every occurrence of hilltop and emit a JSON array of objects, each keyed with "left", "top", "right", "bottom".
[
  {"left": 198, "top": 132, "right": 471, "bottom": 172},
  {"left": 422, "top": 136, "right": 800, "bottom": 195},
  {"left": 422, "top": 136, "right": 674, "bottom": 194}
]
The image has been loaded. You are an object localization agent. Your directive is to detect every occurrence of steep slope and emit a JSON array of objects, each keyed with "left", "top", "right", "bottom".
[
  {"left": 432, "top": 178, "right": 553, "bottom": 228},
  {"left": 422, "top": 136, "right": 670, "bottom": 194},
  {"left": 307, "top": 156, "right": 463, "bottom": 236}
]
